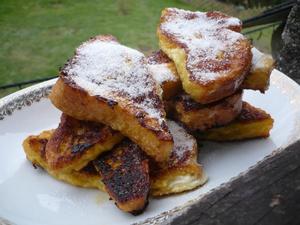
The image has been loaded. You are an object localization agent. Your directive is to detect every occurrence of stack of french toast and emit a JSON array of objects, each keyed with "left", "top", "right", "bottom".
[{"left": 22, "top": 8, "right": 274, "bottom": 215}]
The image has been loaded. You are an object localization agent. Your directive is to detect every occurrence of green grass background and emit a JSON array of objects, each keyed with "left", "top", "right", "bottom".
[{"left": 0, "top": 0, "right": 273, "bottom": 97}]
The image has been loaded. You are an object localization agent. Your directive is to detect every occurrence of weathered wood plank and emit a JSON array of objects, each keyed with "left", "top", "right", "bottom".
[{"left": 170, "top": 140, "right": 300, "bottom": 225}]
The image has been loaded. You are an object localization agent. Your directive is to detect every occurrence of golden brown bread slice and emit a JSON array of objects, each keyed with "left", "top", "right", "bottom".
[
  {"left": 22, "top": 130, "right": 105, "bottom": 190},
  {"left": 93, "top": 140, "right": 150, "bottom": 215},
  {"left": 242, "top": 47, "right": 274, "bottom": 92},
  {"left": 49, "top": 35, "right": 173, "bottom": 163},
  {"left": 45, "top": 114, "right": 123, "bottom": 173},
  {"left": 23, "top": 130, "right": 53, "bottom": 169},
  {"left": 196, "top": 102, "right": 274, "bottom": 141},
  {"left": 157, "top": 8, "right": 252, "bottom": 104},
  {"left": 168, "top": 91, "right": 243, "bottom": 131},
  {"left": 147, "top": 50, "right": 182, "bottom": 100},
  {"left": 152, "top": 47, "right": 273, "bottom": 95},
  {"left": 151, "top": 120, "right": 207, "bottom": 196},
  {"left": 23, "top": 120, "right": 207, "bottom": 199},
  {"left": 22, "top": 125, "right": 206, "bottom": 198}
]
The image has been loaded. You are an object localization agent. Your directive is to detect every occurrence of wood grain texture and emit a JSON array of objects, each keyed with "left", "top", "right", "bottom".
[
  {"left": 170, "top": 140, "right": 300, "bottom": 225},
  {"left": 277, "top": 1, "right": 300, "bottom": 83}
]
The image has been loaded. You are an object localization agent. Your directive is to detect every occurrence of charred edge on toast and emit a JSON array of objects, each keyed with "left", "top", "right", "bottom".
[
  {"left": 80, "top": 161, "right": 99, "bottom": 175},
  {"left": 93, "top": 139, "right": 150, "bottom": 214},
  {"left": 48, "top": 114, "right": 110, "bottom": 155},
  {"left": 45, "top": 114, "right": 119, "bottom": 168}
]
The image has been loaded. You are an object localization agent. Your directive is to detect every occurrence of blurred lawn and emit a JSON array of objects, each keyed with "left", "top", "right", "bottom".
[{"left": 0, "top": 0, "right": 272, "bottom": 97}]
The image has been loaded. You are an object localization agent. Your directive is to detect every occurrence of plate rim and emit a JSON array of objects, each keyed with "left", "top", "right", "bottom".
[{"left": 1, "top": 70, "right": 300, "bottom": 225}]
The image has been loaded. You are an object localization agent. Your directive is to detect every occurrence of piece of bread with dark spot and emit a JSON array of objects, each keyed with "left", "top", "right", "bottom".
[
  {"left": 196, "top": 102, "right": 274, "bottom": 141},
  {"left": 22, "top": 130, "right": 105, "bottom": 190},
  {"left": 50, "top": 35, "right": 173, "bottom": 163},
  {"left": 45, "top": 114, "right": 123, "bottom": 173},
  {"left": 93, "top": 139, "right": 150, "bottom": 215},
  {"left": 169, "top": 91, "right": 243, "bottom": 131}
]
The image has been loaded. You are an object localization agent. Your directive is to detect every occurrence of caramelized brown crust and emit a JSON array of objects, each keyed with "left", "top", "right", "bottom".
[
  {"left": 50, "top": 78, "right": 173, "bottom": 164},
  {"left": 148, "top": 47, "right": 273, "bottom": 96},
  {"left": 169, "top": 91, "right": 243, "bottom": 131},
  {"left": 93, "top": 140, "right": 150, "bottom": 215},
  {"left": 45, "top": 114, "right": 123, "bottom": 172},
  {"left": 23, "top": 130, "right": 54, "bottom": 169},
  {"left": 147, "top": 50, "right": 182, "bottom": 100},
  {"left": 237, "top": 102, "right": 271, "bottom": 122},
  {"left": 22, "top": 125, "right": 206, "bottom": 198},
  {"left": 196, "top": 102, "right": 274, "bottom": 141},
  {"left": 158, "top": 8, "right": 252, "bottom": 104},
  {"left": 22, "top": 130, "right": 105, "bottom": 190},
  {"left": 50, "top": 35, "right": 173, "bottom": 163}
]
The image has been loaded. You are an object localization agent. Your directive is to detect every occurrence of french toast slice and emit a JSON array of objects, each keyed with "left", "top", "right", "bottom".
[
  {"left": 152, "top": 47, "right": 272, "bottom": 94},
  {"left": 158, "top": 8, "right": 252, "bottom": 104},
  {"left": 45, "top": 114, "right": 123, "bottom": 173},
  {"left": 93, "top": 140, "right": 150, "bottom": 215},
  {"left": 169, "top": 91, "right": 243, "bottom": 131},
  {"left": 151, "top": 120, "right": 207, "bottom": 196},
  {"left": 50, "top": 35, "right": 173, "bottom": 163},
  {"left": 196, "top": 102, "right": 274, "bottom": 141},
  {"left": 147, "top": 50, "right": 182, "bottom": 100},
  {"left": 23, "top": 126, "right": 205, "bottom": 199},
  {"left": 242, "top": 47, "right": 274, "bottom": 92},
  {"left": 23, "top": 131, "right": 105, "bottom": 190}
]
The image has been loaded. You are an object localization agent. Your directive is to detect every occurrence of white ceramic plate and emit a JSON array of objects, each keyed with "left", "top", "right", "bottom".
[{"left": 0, "top": 70, "right": 300, "bottom": 225}]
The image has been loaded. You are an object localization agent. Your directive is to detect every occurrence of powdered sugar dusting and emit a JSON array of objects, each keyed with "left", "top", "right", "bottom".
[
  {"left": 62, "top": 37, "right": 166, "bottom": 125},
  {"left": 148, "top": 64, "right": 178, "bottom": 85},
  {"left": 160, "top": 8, "right": 246, "bottom": 83},
  {"left": 251, "top": 47, "right": 273, "bottom": 70},
  {"left": 168, "top": 120, "right": 196, "bottom": 161}
]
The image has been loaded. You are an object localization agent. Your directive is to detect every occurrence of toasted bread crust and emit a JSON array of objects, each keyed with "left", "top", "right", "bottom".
[
  {"left": 22, "top": 125, "right": 206, "bottom": 198},
  {"left": 45, "top": 114, "right": 123, "bottom": 172},
  {"left": 148, "top": 47, "right": 275, "bottom": 96},
  {"left": 50, "top": 78, "right": 173, "bottom": 163},
  {"left": 148, "top": 48, "right": 273, "bottom": 95},
  {"left": 169, "top": 91, "right": 243, "bottom": 131},
  {"left": 196, "top": 102, "right": 274, "bottom": 141},
  {"left": 158, "top": 8, "right": 252, "bottom": 103},
  {"left": 93, "top": 140, "right": 150, "bottom": 214},
  {"left": 50, "top": 35, "right": 173, "bottom": 163},
  {"left": 23, "top": 131, "right": 105, "bottom": 190},
  {"left": 23, "top": 130, "right": 54, "bottom": 169}
]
